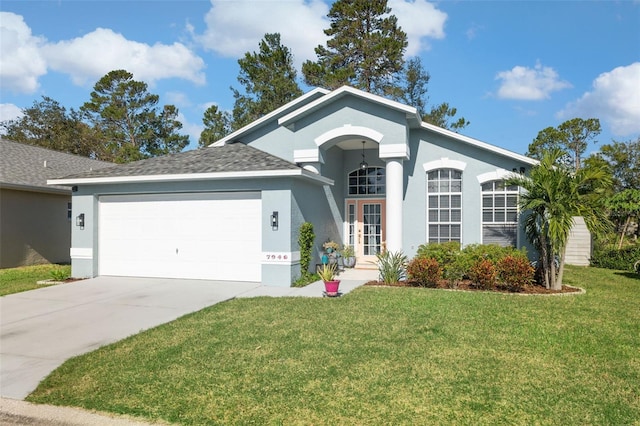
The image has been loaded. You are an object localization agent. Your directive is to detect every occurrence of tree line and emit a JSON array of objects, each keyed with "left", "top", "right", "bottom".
[
  {"left": 2, "top": 70, "right": 189, "bottom": 164},
  {"left": 3, "top": 0, "right": 470, "bottom": 160}
]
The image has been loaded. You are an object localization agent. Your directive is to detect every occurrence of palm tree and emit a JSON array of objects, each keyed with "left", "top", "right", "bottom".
[{"left": 507, "top": 149, "right": 612, "bottom": 289}]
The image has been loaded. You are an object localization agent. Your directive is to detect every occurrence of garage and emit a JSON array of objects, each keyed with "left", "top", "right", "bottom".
[{"left": 98, "top": 192, "right": 262, "bottom": 281}]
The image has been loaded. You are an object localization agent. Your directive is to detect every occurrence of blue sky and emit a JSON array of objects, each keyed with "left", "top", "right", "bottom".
[{"left": 1, "top": 0, "right": 638, "bottom": 156}]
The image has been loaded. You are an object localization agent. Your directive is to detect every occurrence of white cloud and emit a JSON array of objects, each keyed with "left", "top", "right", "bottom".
[
  {"left": 197, "top": 0, "right": 329, "bottom": 68},
  {"left": 0, "top": 12, "right": 47, "bottom": 93},
  {"left": 465, "top": 23, "right": 484, "bottom": 41},
  {"left": 42, "top": 28, "right": 206, "bottom": 87},
  {"left": 389, "top": 0, "right": 447, "bottom": 55},
  {"left": 558, "top": 62, "right": 640, "bottom": 136},
  {"left": 496, "top": 62, "right": 572, "bottom": 100},
  {"left": 176, "top": 111, "right": 203, "bottom": 149},
  {"left": 165, "top": 91, "right": 193, "bottom": 108},
  {"left": 196, "top": 0, "right": 446, "bottom": 67},
  {"left": 0, "top": 103, "right": 24, "bottom": 123}
]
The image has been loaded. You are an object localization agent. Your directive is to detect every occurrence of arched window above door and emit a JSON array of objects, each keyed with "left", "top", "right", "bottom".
[{"left": 348, "top": 167, "right": 386, "bottom": 195}]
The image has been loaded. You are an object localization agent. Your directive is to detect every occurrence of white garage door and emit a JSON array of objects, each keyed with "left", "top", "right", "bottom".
[{"left": 99, "top": 192, "right": 262, "bottom": 281}]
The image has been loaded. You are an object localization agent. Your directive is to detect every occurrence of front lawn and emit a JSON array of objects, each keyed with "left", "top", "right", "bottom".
[
  {"left": 28, "top": 266, "right": 639, "bottom": 425},
  {"left": 0, "top": 264, "right": 70, "bottom": 296}
]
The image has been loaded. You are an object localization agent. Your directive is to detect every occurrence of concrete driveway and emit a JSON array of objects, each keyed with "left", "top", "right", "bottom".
[{"left": 0, "top": 276, "right": 262, "bottom": 400}]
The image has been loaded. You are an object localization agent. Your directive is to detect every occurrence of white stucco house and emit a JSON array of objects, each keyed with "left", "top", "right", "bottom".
[{"left": 50, "top": 86, "right": 537, "bottom": 286}]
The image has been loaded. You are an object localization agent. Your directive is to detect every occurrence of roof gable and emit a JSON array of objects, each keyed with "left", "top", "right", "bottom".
[
  {"left": 278, "top": 85, "right": 421, "bottom": 128},
  {"left": 419, "top": 122, "right": 537, "bottom": 166},
  {"left": 212, "top": 87, "right": 329, "bottom": 147}
]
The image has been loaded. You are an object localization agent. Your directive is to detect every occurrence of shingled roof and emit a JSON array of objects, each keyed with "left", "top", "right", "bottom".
[
  {"left": 0, "top": 139, "right": 112, "bottom": 193},
  {"left": 51, "top": 142, "right": 306, "bottom": 183}
]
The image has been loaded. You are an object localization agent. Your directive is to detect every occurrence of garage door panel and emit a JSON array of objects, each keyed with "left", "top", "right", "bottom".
[{"left": 99, "top": 192, "right": 262, "bottom": 282}]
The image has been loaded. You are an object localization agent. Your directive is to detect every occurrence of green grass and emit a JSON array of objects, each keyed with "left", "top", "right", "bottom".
[
  {"left": 28, "top": 266, "right": 639, "bottom": 425},
  {"left": 0, "top": 264, "right": 70, "bottom": 296}
]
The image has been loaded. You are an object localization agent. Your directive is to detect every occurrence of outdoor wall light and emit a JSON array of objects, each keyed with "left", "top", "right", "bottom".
[
  {"left": 76, "top": 213, "right": 85, "bottom": 228},
  {"left": 359, "top": 141, "right": 368, "bottom": 170},
  {"left": 520, "top": 167, "right": 526, "bottom": 174},
  {"left": 271, "top": 211, "right": 278, "bottom": 231}
]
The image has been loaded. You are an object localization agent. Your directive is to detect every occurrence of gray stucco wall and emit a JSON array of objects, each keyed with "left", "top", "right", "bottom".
[
  {"left": 402, "top": 129, "right": 534, "bottom": 258},
  {"left": 70, "top": 178, "right": 309, "bottom": 286},
  {"left": 249, "top": 94, "right": 536, "bottom": 260},
  {"left": 1, "top": 188, "right": 71, "bottom": 268}
]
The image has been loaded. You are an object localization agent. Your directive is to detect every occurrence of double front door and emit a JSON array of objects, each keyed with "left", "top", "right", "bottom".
[{"left": 345, "top": 199, "right": 386, "bottom": 266}]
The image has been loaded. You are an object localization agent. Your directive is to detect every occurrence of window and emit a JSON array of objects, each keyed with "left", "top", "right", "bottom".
[
  {"left": 67, "top": 202, "right": 72, "bottom": 221},
  {"left": 481, "top": 180, "right": 518, "bottom": 247},
  {"left": 348, "top": 167, "right": 385, "bottom": 195},
  {"left": 427, "top": 169, "right": 462, "bottom": 243}
]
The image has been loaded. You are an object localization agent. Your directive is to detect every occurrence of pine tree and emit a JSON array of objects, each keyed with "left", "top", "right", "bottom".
[
  {"left": 302, "top": 0, "right": 407, "bottom": 96},
  {"left": 231, "top": 33, "right": 302, "bottom": 129},
  {"left": 81, "top": 70, "right": 188, "bottom": 163}
]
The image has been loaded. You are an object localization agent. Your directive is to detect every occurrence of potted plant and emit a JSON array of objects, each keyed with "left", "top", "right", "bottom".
[
  {"left": 322, "top": 240, "right": 340, "bottom": 265},
  {"left": 341, "top": 244, "right": 356, "bottom": 268},
  {"left": 323, "top": 240, "right": 340, "bottom": 253},
  {"left": 317, "top": 263, "right": 340, "bottom": 295}
]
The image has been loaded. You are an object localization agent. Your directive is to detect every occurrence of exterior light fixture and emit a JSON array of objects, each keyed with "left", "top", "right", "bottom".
[
  {"left": 520, "top": 167, "right": 526, "bottom": 174},
  {"left": 270, "top": 211, "right": 278, "bottom": 231},
  {"left": 359, "top": 141, "right": 368, "bottom": 170},
  {"left": 76, "top": 213, "right": 85, "bottom": 228}
]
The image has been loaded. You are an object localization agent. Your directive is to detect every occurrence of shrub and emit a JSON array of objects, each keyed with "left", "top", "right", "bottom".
[
  {"left": 292, "top": 273, "right": 319, "bottom": 287},
  {"left": 468, "top": 259, "right": 497, "bottom": 290},
  {"left": 298, "top": 222, "right": 315, "bottom": 275},
  {"left": 461, "top": 244, "right": 527, "bottom": 265},
  {"left": 496, "top": 255, "right": 534, "bottom": 291},
  {"left": 416, "top": 241, "right": 461, "bottom": 265},
  {"left": 591, "top": 245, "right": 640, "bottom": 272},
  {"left": 443, "top": 261, "right": 466, "bottom": 289},
  {"left": 407, "top": 257, "right": 442, "bottom": 287},
  {"left": 50, "top": 266, "right": 70, "bottom": 281},
  {"left": 377, "top": 250, "right": 408, "bottom": 284}
]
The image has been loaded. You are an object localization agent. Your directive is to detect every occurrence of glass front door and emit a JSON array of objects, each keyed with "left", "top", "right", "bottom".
[{"left": 346, "top": 199, "right": 386, "bottom": 266}]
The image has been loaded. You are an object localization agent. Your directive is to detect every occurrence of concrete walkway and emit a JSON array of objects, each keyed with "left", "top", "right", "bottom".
[{"left": 0, "top": 268, "right": 376, "bottom": 424}]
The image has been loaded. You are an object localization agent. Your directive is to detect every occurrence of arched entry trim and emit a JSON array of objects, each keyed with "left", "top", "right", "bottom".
[{"left": 314, "top": 125, "right": 384, "bottom": 147}]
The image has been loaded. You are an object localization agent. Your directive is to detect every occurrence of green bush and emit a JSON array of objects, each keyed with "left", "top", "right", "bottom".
[
  {"left": 468, "top": 259, "right": 497, "bottom": 290},
  {"left": 443, "top": 261, "right": 466, "bottom": 289},
  {"left": 461, "top": 244, "right": 528, "bottom": 266},
  {"left": 407, "top": 257, "right": 442, "bottom": 287},
  {"left": 411, "top": 243, "right": 535, "bottom": 287},
  {"left": 591, "top": 245, "right": 640, "bottom": 272},
  {"left": 298, "top": 222, "right": 315, "bottom": 275},
  {"left": 292, "top": 273, "right": 319, "bottom": 288},
  {"left": 377, "top": 251, "right": 408, "bottom": 284},
  {"left": 416, "top": 241, "right": 460, "bottom": 265},
  {"left": 50, "top": 266, "right": 70, "bottom": 281},
  {"left": 496, "top": 255, "right": 535, "bottom": 291}
]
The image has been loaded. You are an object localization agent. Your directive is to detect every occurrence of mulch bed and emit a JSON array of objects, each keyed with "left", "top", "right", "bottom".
[{"left": 364, "top": 279, "right": 583, "bottom": 295}]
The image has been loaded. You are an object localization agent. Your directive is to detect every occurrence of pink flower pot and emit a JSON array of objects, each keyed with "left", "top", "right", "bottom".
[{"left": 324, "top": 280, "right": 340, "bottom": 294}]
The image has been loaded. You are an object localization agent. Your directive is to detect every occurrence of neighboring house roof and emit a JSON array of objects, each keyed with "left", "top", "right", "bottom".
[
  {"left": 49, "top": 141, "right": 333, "bottom": 186},
  {"left": 0, "top": 138, "right": 112, "bottom": 194}
]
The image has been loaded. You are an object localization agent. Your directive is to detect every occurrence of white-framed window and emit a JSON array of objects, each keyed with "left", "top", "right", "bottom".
[
  {"left": 427, "top": 168, "right": 462, "bottom": 243},
  {"left": 67, "top": 202, "right": 72, "bottom": 221},
  {"left": 481, "top": 180, "right": 518, "bottom": 247},
  {"left": 348, "top": 167, "right": 385, "bottom": 195}
]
